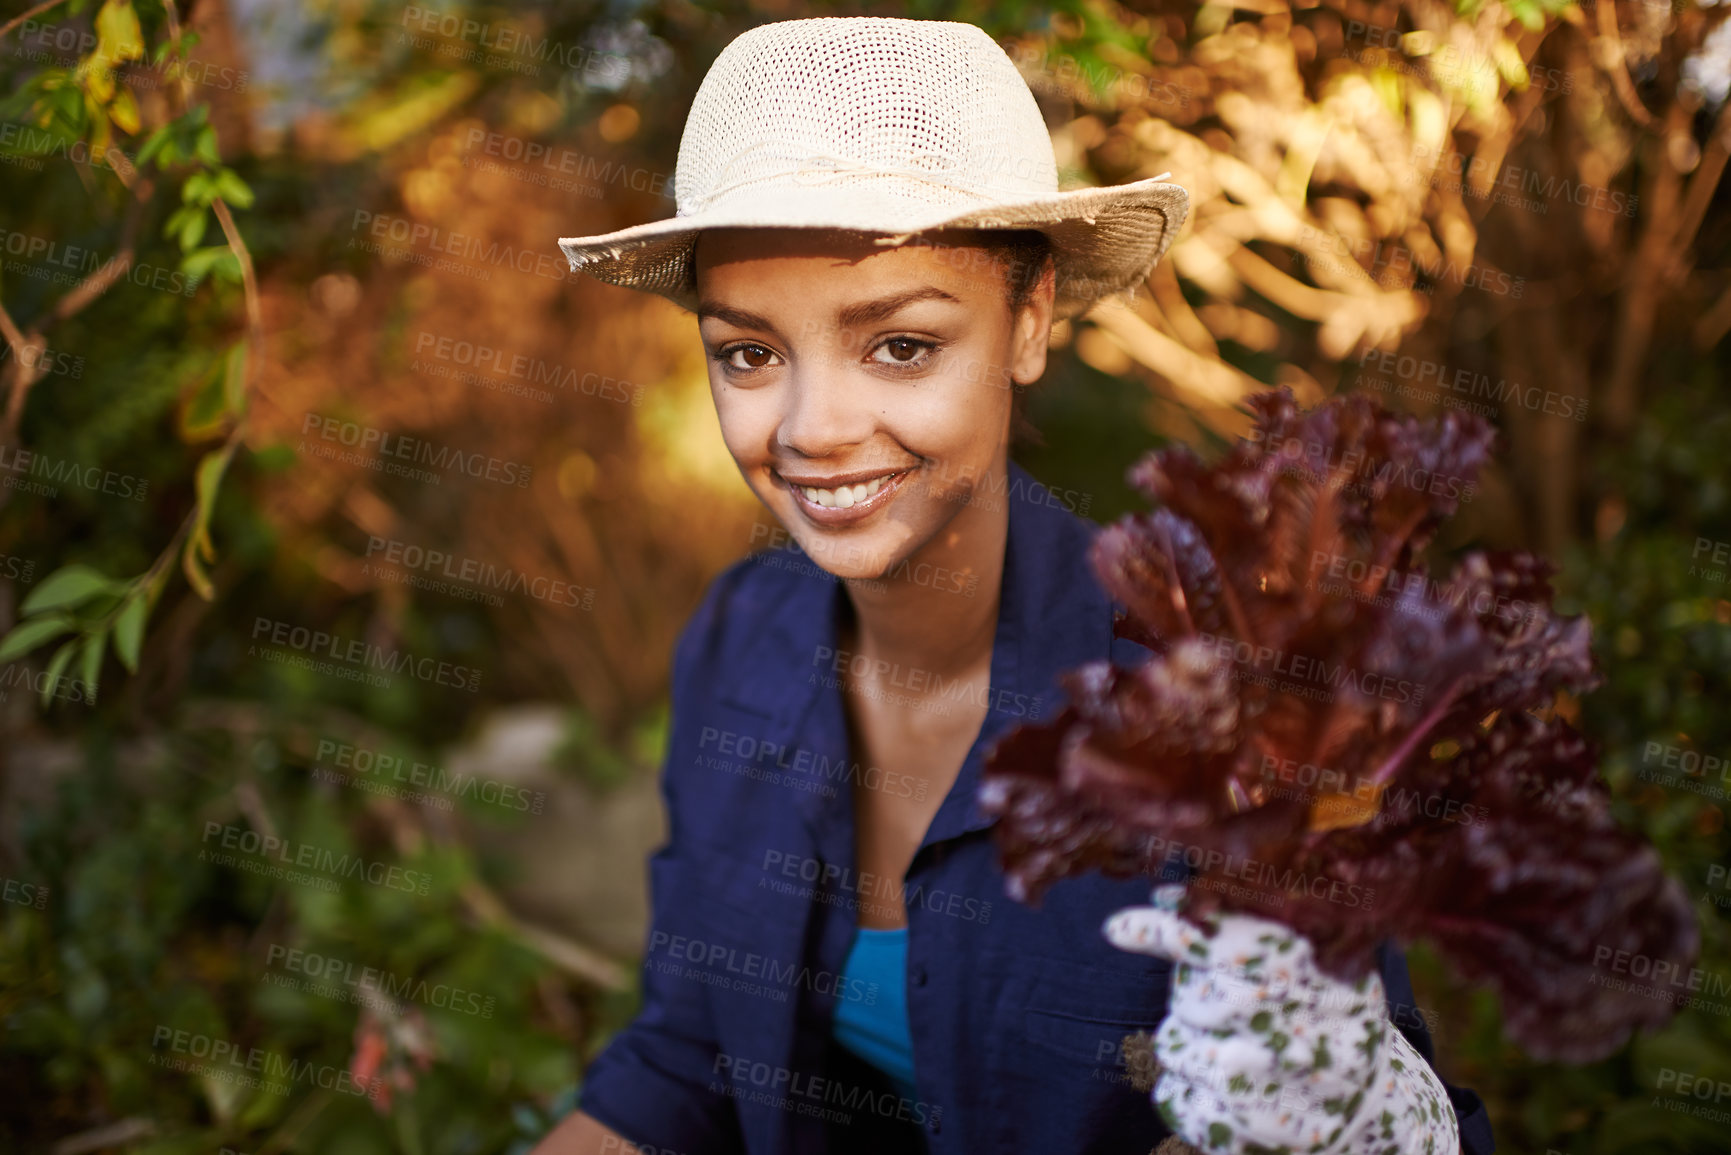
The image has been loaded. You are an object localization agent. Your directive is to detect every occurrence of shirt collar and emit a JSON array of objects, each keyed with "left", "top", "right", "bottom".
[{"left": 719, "top": 459, "right": 1114, "bottom": 840}]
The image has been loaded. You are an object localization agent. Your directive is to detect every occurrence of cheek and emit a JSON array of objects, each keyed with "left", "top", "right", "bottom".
[
  {"left": 708, "top": 382, "right": 774, "bottom": 464},
  {"left": 888, "top": 376, "right": 1013, "bottom": 456}
]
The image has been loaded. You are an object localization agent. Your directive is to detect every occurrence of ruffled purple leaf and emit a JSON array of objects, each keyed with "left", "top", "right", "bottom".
[{"left": 978, "top": 387, "right": 1697, "bottom": 1063}]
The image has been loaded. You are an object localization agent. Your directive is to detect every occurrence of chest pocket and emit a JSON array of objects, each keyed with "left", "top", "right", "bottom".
[{"left": 1015, "top": 955, "right": 1172, "bottom": 1070}]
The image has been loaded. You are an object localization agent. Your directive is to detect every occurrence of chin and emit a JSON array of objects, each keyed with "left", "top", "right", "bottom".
[{"left": 784, "top": 523, "right": 909, "bottom": 584}]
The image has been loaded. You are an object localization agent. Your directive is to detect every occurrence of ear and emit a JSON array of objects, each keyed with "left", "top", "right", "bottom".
[{"left": 1008, "top": 261, "right": 1056, "bottom": 386}]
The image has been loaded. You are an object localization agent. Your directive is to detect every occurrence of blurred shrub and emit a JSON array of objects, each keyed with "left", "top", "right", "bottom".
[{"left": 3, "top": 0, "right": 1730, "bottom": 1151}]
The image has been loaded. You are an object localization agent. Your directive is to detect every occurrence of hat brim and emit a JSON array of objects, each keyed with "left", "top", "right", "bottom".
[{"left": 556, "top": 177, "right": 1189, "bottom": 321}]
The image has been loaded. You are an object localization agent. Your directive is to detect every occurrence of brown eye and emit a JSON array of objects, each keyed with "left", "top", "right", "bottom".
[
  {"left": 724, "top": 344, "right": 780, "bottom": 370},
  {"left": 872, "top": 337, "right": 934, "bottom": 366}
]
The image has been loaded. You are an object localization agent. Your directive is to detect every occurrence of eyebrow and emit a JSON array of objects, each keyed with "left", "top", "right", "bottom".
[
  {"left": 695, "top": 302, "right": 779, "bottom": 333},
  {"left": 695, "top": 286, "right": 964, "bottom": 337},
  {"left": 836, "top": 286, "right": 962, "bottom": 330}
]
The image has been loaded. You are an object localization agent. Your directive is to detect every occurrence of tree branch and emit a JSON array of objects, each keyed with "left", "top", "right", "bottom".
[
  {"left": 1594, "top": 0, "right": 1657, "bottom": 130},
  {"left": 0, "top": 0, "right": 67, "bottom": 43}
]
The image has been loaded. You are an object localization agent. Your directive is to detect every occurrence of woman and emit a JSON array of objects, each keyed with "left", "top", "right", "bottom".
[{"left": 533, "top": 17, "right": 1494, "bottom": 1155}]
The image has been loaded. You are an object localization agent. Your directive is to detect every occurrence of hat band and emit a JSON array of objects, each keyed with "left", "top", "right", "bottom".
[{"left": 684, "top": 149, "right": 1044, "bottom": 216}]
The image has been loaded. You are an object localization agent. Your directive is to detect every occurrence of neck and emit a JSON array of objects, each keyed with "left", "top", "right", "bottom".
[{"left": 838, "top": 461, "right": 1010, "bottom": 679}]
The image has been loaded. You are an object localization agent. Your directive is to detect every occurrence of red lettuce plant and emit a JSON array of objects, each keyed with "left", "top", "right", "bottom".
[{"left": 978, "top": 389, "right": 1697, "bottom": 1062}]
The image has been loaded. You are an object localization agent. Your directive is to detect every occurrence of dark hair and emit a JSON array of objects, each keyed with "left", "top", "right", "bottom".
[
  {"left": 984, "top": 229, "right": 1056, "bottom": 313},
  {"left": 980, "top": 229, "right": 1054, "bottom": 448}
]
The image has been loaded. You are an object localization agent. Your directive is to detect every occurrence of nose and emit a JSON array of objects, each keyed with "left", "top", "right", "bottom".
[{"left": 775, "top": 360, "right": 874, "bottom": 459}]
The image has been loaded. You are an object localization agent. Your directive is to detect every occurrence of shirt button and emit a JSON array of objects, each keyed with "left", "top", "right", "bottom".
[{"left": 910, "top": 966, "right": 928, "bottom": 987}]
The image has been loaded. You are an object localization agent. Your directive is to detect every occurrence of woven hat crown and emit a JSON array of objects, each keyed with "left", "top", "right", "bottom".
[
  {"left": 675, "top": 18, "right": 1059, "bottom": 219},
  {"left": 556, "top": 16, "right": 1189, "bottom": 319}
]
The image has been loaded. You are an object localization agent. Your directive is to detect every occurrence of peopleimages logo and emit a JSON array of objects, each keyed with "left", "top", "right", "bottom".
[
  {"left": 710, "top": 1052, "right": 941, "bottom": 1129},
  {"left": 1, "top": 877, "right": 49, "bottom": 910},
  {"left": 313, "top": 738, "right": 546, "bottom": 814},
  {"left": 299, "top": 413, "right": 532, "bottom": 488},
  {"left": 412, "top": 331, "right": 644, "bottom": 406},
  {"left": 759, "top": 849, "right": 993, "bottom": 925},
  {"left": 396, "top": 5, "right": 631, "bottom": 84},
  {"left": 811, "top": 645, "right": 1042, "bottom": 719},
  {"left": 11, "top": 20, "right": 248, "bottom": 91},
  {"left": 0, "top": 227, "right": 200, "bottom": 296},
  {"left": 1194, "top": 630, "right": 1426, "bottom": 706},
  {"left": 249, "top": 616, "right": 484, "bottom": 692},
  {"left": 363, "top": 534, "right": 596, "bottom": 611},
  {"left": 1249, "top": 426, "right": 1477, "bottom": 503},
  {"left": 1140, "top": 833, "right": 1377, "bottom": 911},
  {"left": 1296, "top": 226, "right": 1524, "bottom": 299},
  {"left": 349, "top": 210, "right": 583, "bottom": 284},
  {"left": 0, "top": 336, "right": 84, "bottom": 379},
  {"left": 649, "top": 927, "right": 878, "bottom": 1006},
  {"left": 151, "top": 1025, "right": 382, "bottom": 1099},
  {"left": 457, "top": 128, "right": 670, "bottom": 199},
  {"left": 265, "top": 943, "right": 496, "bottom": 1018},
  {"left": 1355, "top": 348, "right": 1588, "bottom": 422},
  {"left": 200, "top": 821, "right": 433, "bottom": 895},
  {"left": 1411, "top": 144, "right": 1632, "bottom": 218},
  {"left": 0, "top": 444, "right": 150, "bottom": 502},
  {"left": 695, "top": 726, "right": 923, "bottom": 800}
]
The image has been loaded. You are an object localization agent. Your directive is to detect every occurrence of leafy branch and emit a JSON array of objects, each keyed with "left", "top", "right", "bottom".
[{"left": 0, "top": 0, "right": 260, "bottom": 706}]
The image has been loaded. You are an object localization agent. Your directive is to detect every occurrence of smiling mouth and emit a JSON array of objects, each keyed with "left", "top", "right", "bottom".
[{"left": 778, "top": 467, "right": 916, "bottom": 518}]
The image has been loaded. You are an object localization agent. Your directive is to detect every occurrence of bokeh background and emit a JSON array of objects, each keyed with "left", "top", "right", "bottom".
[{"left": 2, "top": 0, "right": 1730, "bottom": 1151}]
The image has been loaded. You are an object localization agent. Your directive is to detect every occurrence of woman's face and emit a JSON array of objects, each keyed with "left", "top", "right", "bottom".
[{"left": 692, "top": 228, "right": 1053, "bottom": 582}]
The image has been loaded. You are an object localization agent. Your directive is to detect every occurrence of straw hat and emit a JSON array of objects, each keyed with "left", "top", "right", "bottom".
[{"left": 556, "top": 16, "right": 1189, "bottom": 320}]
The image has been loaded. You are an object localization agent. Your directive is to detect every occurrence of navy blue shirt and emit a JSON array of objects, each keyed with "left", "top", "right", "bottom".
[{"left": 578, "top": 460, "right": 1496, "bottom": 1155}]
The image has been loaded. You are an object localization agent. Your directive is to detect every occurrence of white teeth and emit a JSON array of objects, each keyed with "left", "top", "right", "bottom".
[{"left": 795, "top": 471, "right": 902, "bottom": 510}]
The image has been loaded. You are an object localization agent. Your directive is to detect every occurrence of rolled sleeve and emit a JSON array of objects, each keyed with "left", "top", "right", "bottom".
[
  {"left": 576, "top": 576, "right": 747, "bottom": 1155},
  {"left": 577, "top": 849, "right": 745, "bottom": 1154}
]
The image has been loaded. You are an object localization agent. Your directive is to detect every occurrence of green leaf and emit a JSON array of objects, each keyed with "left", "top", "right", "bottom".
[
  {"left": 180, "top": 358, "right": 229, "bottom": 441},
  {"left": 191, "top": 445, "right": 233, "bottom": 564},
  {"left": 196, "top": 124, "right": 220, "bottom": 166},
  {"left": 114, "top": 595, "right": 147, "bottom": 673},
  {"left": 108, "top": 87, "right": 139, "bottom": 135},
  {"left": 136, "top": 124, "right": 172, "bottom": 166},
  {"left": 213, "top": 168, "right": 254, "bottom": 209},
  {"left": 0, "top": 616, "right": 75, "bottom": 665},
  {"left": 167, "top": 205, "right": 194, "bottom": 229},
  {"left": 178, "top": 245, "right": 236, "bottom": 282},
  {"left": 182, "top": 444, "right": 235, "bottom": 600},
  {"left": 42, "top": 639, "right": 78, "bottom": 708},
  {"left": 178, "top": 208, "right": 207, "bottom": 252},
  {"left": 183, "top": 171, "right": 215, "bottom": 204},
  {"left": 182, "top": 542, "right": 214, "bottom": 602},
  {"left": 21, "top": 565, "right": 122, "bottom": 616},
  {"left": 95, "top": 0, "right": 145, "bottom": 66},
  {"left": 209, "top": 250, "right": 242, "bottom": 285},
  {"left": 1506, "top": 0, "right": 1545, "bottom": 30},
  {"left": 79, "top": 630, "right": 106, "bottom": 700},
  {"left": 164, "top": 205, "right": 202, "bottom": 248}
]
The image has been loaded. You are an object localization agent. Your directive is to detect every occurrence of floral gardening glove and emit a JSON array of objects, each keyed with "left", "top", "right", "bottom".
[{"left": 1103, "top": 885, "right": 1458, "bottom": 1155}]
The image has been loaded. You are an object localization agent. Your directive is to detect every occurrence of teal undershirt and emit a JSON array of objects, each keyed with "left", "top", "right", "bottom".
[{"left": 831, "top": 926, "right": 918, "bottom": 1103}]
